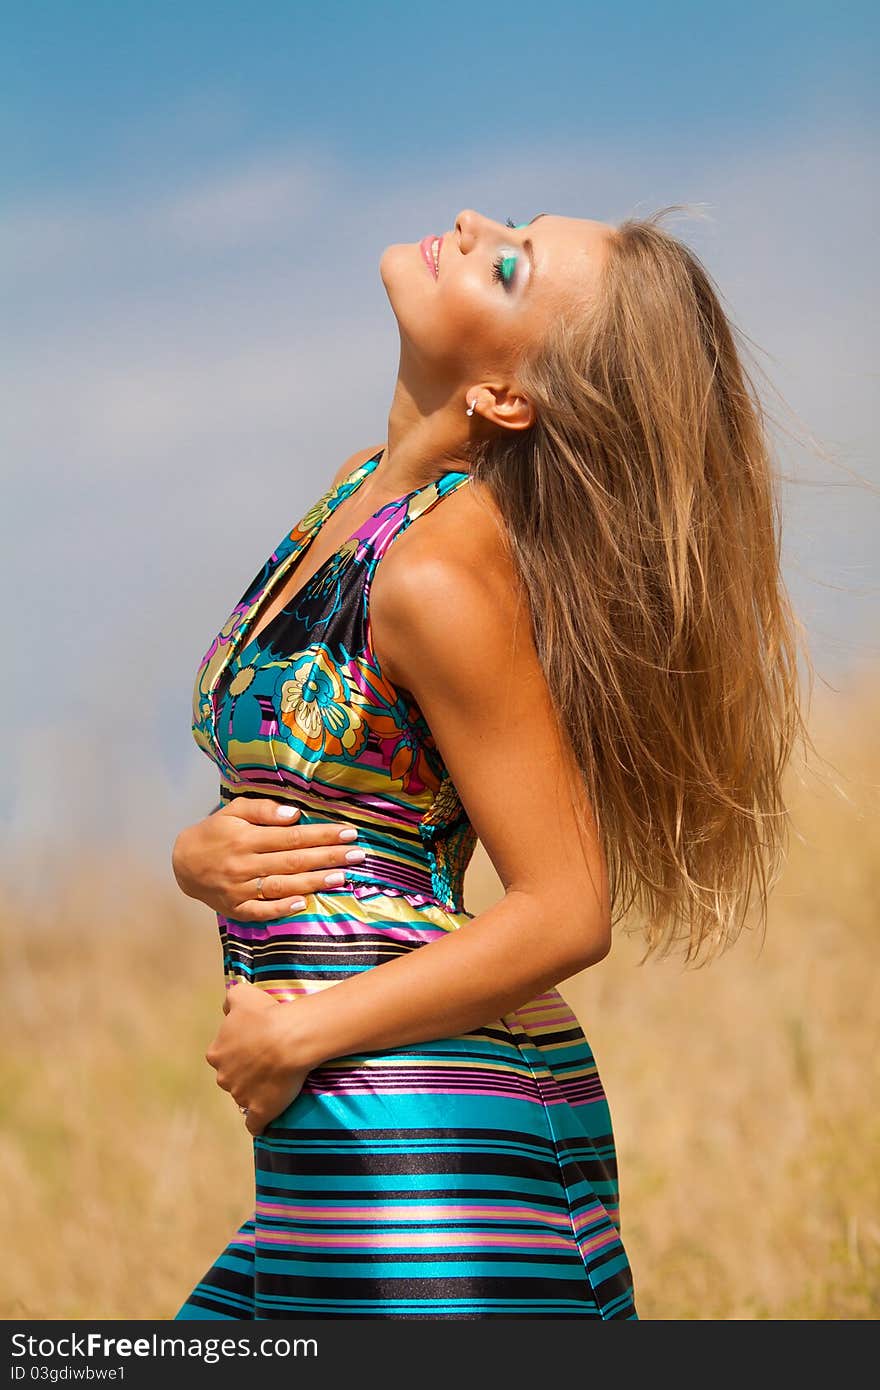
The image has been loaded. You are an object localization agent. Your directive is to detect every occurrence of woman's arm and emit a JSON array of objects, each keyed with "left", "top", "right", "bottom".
[{"left": 273, "top": 537, "right": 611, "bottom": 1071}]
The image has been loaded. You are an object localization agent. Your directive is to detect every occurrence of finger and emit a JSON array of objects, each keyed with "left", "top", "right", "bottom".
[
  {"left": 222, "top": 796, "right": 303, "bottom": 828},
  {"left": 225, "top": 979, "right": 271, "bottom": 1010},
  {"left": 244, "top": 844, "right": 365, "bottom": 880},
  {"left": 223, "top": 895, "right": 311, "bottom": 923},
  {"left": 237, "top": 820, "right": 362, "bottom": 855},
  {"left": 242, "top": 866, "right": 354, "bottom": 909},
  {"left": 221, "top": 976, "right": 250, "bottom": 1011}
]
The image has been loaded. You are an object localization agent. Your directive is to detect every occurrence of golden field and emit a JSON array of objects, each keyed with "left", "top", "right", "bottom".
[{"left": 3, "top": 671, "right": 878, "bottom": 1321}]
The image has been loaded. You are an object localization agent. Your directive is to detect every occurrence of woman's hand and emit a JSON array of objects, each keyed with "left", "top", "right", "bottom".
[
  {"left": 171, "top": 796, "right": 363, "bottom": 920},
  {"left": 205, "top": 980, "right": 311, "bottom": 1137}
]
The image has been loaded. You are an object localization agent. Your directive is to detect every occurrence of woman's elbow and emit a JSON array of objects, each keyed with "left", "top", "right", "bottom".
[
  {"left": 572, "top": 916, "right": 612, "bottom": 970},
  {"left": 514, "top": 886, "right": 612, "bottom": 977},
  {"left": 554, "top": 900, "right": 613, "bottom": 974}
]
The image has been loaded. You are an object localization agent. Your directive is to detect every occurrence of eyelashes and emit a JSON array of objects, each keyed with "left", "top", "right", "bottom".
[
  {"left": 494, "top": 216, "right": 525, "bottom": 287},
  {"left": 491, "top": 249, "right": 518, "bottom": 288}
]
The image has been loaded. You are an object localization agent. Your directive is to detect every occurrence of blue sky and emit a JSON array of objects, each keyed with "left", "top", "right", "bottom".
[
  {"left": 2, "top": 1, "right": 878, "bottom": 866},
  {"left": 2, "top": 2, "right": 877, "bottom": 197}
]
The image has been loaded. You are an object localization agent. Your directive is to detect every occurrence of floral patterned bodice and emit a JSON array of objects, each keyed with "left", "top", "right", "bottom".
[{"left": 190, "top": 448, "right": 477, "bottom": 914}]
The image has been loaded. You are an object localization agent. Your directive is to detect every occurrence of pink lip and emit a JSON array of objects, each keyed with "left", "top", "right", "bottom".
[{"left": 419, "top": 233, "right": 443, "bottom": 280}]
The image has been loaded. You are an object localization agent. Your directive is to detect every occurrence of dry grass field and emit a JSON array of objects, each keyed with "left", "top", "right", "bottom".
[{"left": 3, "top": 671, "right": 877, "bottom": 1320}]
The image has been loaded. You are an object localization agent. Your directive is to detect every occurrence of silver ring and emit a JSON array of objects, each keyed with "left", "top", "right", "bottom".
[{"left": 255, "top": 876, "right": 265, "bottom": 900}]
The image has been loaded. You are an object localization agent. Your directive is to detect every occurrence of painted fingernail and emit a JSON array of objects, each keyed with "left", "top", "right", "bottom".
[
  {"left": 324, "top": 871, "right": 346, "bottom": 886},
  {"left": 338, "top": 828, "right": 358, "bottom": 842},
  {"left": 290, "top": 897, "right": 307, "bottom": 910},
  {"left": 344, "top": 849, "right": 366, "bottom": 863},
  {"left": 277, "top": 806, "right": 300, "bottom": 819}
]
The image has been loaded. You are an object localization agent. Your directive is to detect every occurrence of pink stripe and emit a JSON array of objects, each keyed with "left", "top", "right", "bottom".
[
  {"left": 258, "top": 1228, "right": 573, "bottom": 1250},
  {"left": 366, "top": 498, "right": 410, "bottom": 555},
  {"left": 302, "top": 1083, "right": 545, "bottom": 1100},
  {"left": 256, "top": 1201, "right": 571, "bottom": 1226},
  {"left": 572, "top": 1203, "right": 621, "bottom": 1230},
  {"left": 221, "top": 918, "right": 448, "bottom": 942},
  {"left": 515, "top": 1000, "right": 578, "bottom": 1021},
  {"left": 557, "top": 1076, "right": 603, "bottom": 1092},
  {"left": 578, "top": 1228, "right": 622, "bottom": 1256},
  {"left": 571, "top": 1201, "right": 610, "bottom": 1231}
]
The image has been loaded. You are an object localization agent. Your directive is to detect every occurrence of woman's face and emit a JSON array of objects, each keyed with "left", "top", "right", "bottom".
[{"left": 379, "top": 208, "right": 613, "bottom": 409}]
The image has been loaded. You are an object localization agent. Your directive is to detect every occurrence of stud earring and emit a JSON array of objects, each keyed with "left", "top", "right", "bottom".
[{"left": 465, "top": 398, "right": 476, "bottom": 416}]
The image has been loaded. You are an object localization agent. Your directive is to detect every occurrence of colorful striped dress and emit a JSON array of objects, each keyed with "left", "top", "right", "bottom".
[{"left": 174, "top": 447, "right": 637, "bottom": 1320}]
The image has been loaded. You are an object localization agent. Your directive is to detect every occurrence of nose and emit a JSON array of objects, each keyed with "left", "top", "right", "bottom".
[{"left": 454, "top": 208, "right": 482, "bottom": 253}]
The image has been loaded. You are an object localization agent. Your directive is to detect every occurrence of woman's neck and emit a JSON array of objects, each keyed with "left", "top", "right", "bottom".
[{"left": 376, "top": 378, "right": 472, "bottom": 499}]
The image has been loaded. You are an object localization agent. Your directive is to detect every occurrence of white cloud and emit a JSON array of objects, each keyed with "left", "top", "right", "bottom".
[
  {"left": 0, "top": 148, "right": 340, "bottom": 280},
  {"left": 150, "top": 157, "right": 333, "bottom": 249}
]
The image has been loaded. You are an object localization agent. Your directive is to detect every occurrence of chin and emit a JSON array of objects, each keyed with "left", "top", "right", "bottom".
[
  {"left": 378, "top": 240, "right": 414, "bottom": 285},
  {"left": 378, "top": 242, "right": 424, "bottom": 323}
]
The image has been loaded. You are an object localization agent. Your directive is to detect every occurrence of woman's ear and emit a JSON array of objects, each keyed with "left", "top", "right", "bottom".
[{"left": 469, "top": 384, "right": 535, "bottom": 431}]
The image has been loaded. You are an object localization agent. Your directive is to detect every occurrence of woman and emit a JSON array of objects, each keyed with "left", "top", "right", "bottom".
[{"left": 171, "top": 207, "right": 804, "bottom": 1320}]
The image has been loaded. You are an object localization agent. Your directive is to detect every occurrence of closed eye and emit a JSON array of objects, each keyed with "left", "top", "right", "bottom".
[
  {"left": 491, "top": 250, "right": 518, "bottom": 289},
  {"left": 493, "top": 213, "right": 547, "bottom": 291}
]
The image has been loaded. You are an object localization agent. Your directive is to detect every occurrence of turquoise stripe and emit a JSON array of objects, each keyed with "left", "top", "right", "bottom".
[
  {"left": 260, "top": 1091, "right": 581, "bottom": 1132},
  {"left": 254, "top": 1295, "right": 599, "bottom": 1313}
]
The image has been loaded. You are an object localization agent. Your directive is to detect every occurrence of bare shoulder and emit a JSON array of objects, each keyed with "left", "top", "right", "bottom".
[
  {"left": 369, "top": 474, "right": 610, "bottom": 960},
  {"left": 371, "top": 476, "right": 523, "bottom": 688},
  {"left": 330, "top": 442, "right": 386, "bottom": 491}
]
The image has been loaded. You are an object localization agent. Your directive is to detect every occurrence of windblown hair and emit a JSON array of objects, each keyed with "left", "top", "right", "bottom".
[{"left": 466, "top": 205, "right": 809, "bottom": 963}]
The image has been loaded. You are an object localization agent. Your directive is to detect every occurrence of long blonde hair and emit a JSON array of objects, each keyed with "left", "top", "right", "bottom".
[{"left": 466, "top": 205, "right": 809, "bottom": 963}]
